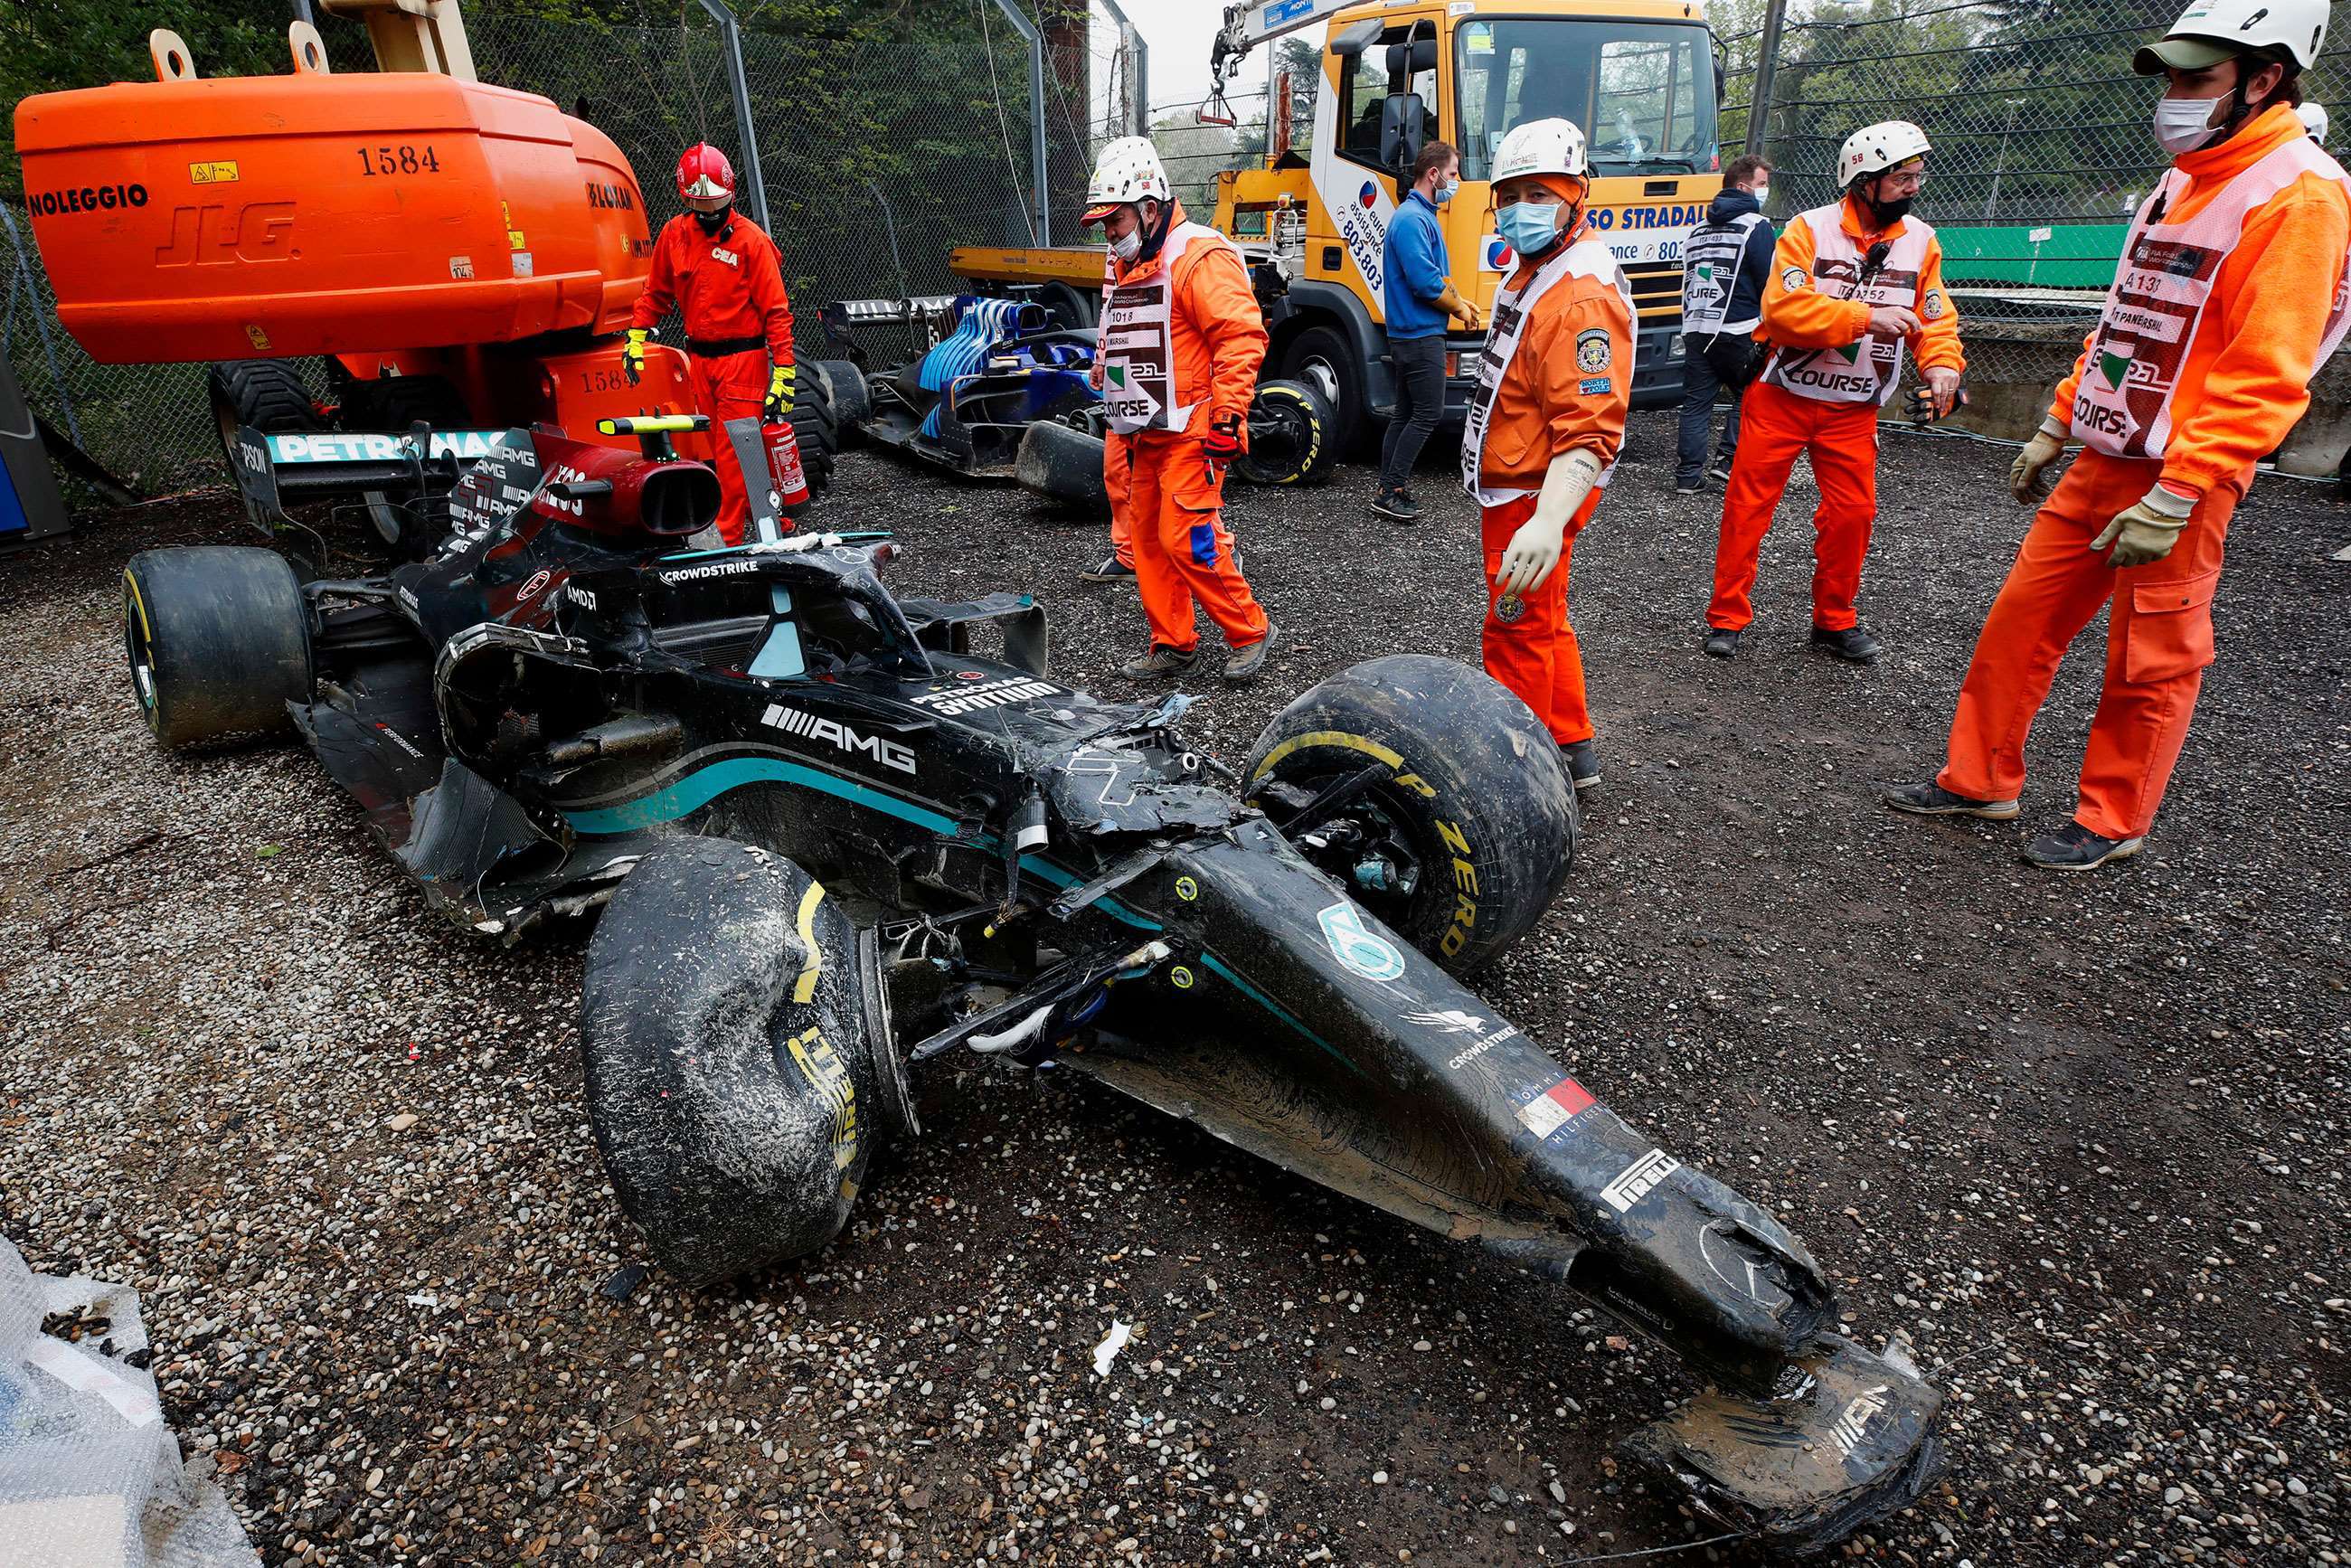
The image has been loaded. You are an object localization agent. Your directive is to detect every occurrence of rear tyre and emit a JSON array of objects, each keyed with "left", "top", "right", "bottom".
[
  {"left": 1235, "top": 377, "right": 1337, "bottom": 486},
  {"left": 811, "top": 360, "right": 871, "bottom": 439},
  {"left": 1244, "top": 654, "right": 1577, "bottom": 975},
  {"left": 1278, "top": 325, "right": 1366, "bottom": 456},
  {"left": 581, "top": 837, "right": 896, "bottom": 1283},
  {"left": 1015, "top": 418, "right": 1109, "bottom": 514},
  {"left": 122, "top": 546, "right": 312, "bottom": 749},
  {"left": 344, "top": 374, "right": 470, "bottom": 557}
]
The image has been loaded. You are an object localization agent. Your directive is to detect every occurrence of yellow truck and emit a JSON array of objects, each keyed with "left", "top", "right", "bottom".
[{"left": 950, "top": 0, "right": 1731, "bottom": 454}]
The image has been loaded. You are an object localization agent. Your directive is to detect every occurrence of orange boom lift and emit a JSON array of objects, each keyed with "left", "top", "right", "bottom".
[{"left": 13, "top": 2, "right": 731, "bottom": 548}]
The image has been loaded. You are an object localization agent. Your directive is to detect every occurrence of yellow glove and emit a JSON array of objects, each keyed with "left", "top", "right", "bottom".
[
  {"left": 622, "top": 327, "right": 648, "bottom": 386},
  {"left": 763, "top": 362, "right": 795, "bottom": 421},
  {"left": 2009, "top": 415, "right": 2068, "bottom": 505},
  {"left": 2091, "top": 482, "right": 2197, "bottom": 569}
]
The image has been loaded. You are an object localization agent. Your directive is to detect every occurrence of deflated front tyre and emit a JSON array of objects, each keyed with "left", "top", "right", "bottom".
[{"left": 581, "top": 837, "right": 898, "bottom": 1283}]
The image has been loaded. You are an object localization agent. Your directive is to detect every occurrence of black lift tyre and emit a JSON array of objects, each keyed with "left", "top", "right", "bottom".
[
  {"left": 1235, "top": 377, "right": 1337, "bottom": 486},
  {"left": 1015, "top": 417, "right": 1109, "bottom": 513},
  {"left": 581, "top": 837, "right": 902, "bottom": 1283},
  {"left": 811, "top": 360, "right": 871, "bottom": 436},
  {"left": 344, "top": 373, "right": 470, "bottom": 557},
  {"left": 208, "top": 361, "right": 317, "bottom": 531},
  {"left": 1245, "top": 654, "right": 1577, "bottom": 975},
  {"left": 122, "top": 546, "right": 312, "bottom": 749}
]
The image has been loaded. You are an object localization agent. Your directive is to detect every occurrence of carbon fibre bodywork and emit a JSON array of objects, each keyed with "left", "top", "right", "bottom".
[{"left": 200, "top": 424, "right": 1937, "bottom": 1550}]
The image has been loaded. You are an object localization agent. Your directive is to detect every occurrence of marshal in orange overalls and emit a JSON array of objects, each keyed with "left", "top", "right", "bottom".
[
  {"left": 630, "top": 209, "right": 795, "bottom": 545},
  {"left": 1459, "top": 213, "right": 1632, "bottom": 746},
  {"left": 1097, "top": 201, "right": 1270, "bottom": 656},
  {"left": 1708, "top": 196, "right": 1964, "bottom": 633},
  {"left": 1934, "top": 104, "right": 2351, "bottom": 840}
]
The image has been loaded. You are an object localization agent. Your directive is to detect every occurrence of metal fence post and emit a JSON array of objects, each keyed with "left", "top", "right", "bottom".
[
  {"left": 989, "top": 0, "right": 1052, "bottom": 246},
  {"left": 1747, "top": 0, "right": 1789, "bottom": 164},
  {"left": 1096, "top": 0, "right": 1147, "bottom": 137},
  {"left": 0, "top": 207, "right": 81, "bottom": 449},
  {"left": 696, "top": 0, "right": 770, "bottom": 233}
]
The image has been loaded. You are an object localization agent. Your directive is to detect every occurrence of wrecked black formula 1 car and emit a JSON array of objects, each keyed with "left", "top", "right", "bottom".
[{"left": 121, "top": 413, "right": 1937, "bottom": 1551}]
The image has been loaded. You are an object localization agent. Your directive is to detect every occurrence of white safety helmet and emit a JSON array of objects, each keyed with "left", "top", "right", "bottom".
[
  {"left": 2134, "top": 0, "right": 2327, "bottom": 74},
  {"left": 1491, "top": 118, "right": 1591, "bottom": 185},
  {"left": 2300, "top": 101, "right": 2331, "bottom": 140},
  {"left": 1081, "top": 136, "right": 1170, "bottom": 222},
  {"left": 1837, "top": 120, "right": 1933, "bottom": 189}
]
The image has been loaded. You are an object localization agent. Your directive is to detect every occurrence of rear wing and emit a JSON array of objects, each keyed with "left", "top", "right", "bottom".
[{"left": 229, "top": 422, "right": 527, "bottom": 535}]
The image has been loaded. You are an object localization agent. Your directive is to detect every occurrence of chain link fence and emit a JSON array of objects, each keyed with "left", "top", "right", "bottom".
[{"left": 1730, "top": 0, "right": 2351, "bottom": 428}]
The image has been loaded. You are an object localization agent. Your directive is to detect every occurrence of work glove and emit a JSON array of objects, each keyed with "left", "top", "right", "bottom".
[
  {"left": 2092, "top": 482, "right": 2197, "bottom": 569},
  {"left": 1203, "top": 411, "right": 1243, "bottom": 469},
  {"left": 763, "top": 363, "right": 796, "bottom": 422},
  {"left": 1913, "top": 366, "right": 1964, "bottom": 422},
  {"left": 1495, "top": 449, "right": 1602, "bottom": 600},
  {"left": 1436, "top": 284, "right": 1481, "bottom": 331},
  {"left": 2008, "top": 415, "right": 2069, "bottom": 505},
  {"left": 622, "top": 327, "right": 649, "bottom": 387}
]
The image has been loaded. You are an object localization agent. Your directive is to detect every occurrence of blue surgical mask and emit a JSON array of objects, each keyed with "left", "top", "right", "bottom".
[
  {"left": 1435, "top": 178, "right": 1460, "bottom": 205},
  {"left": 1496, "top": 201, "right": 1564, "bottom": 257}
]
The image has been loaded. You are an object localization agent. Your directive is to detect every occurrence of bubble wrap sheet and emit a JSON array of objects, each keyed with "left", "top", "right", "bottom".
[{"left": 0, "top": 1237, "right": 260, "bottom": 1568}]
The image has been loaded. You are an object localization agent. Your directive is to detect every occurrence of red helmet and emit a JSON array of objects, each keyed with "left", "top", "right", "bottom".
[{"left": 676, "top": 144, "right": 736, "bottom": 203}]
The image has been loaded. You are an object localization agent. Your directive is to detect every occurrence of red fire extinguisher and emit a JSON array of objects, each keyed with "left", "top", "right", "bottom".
[{"left": 762, "top": 420, "right": 809, "bottom": 527}]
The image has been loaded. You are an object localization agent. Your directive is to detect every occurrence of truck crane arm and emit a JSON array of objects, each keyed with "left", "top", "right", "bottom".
[{"left": 1203, "top": 0, "right": 1364, "bottom": 125}]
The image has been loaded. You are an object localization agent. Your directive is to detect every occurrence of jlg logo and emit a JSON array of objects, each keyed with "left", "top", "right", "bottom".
[{"left": 155, "top": 203, "right": 295, "bottom": 266}]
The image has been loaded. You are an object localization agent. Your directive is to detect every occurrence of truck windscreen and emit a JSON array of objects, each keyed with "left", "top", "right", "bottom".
[{"left": 1454, "top": 19, "right": 1718, "bottom": 179}]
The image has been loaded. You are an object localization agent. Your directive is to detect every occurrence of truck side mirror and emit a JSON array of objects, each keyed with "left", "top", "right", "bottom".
[{"left": 1380, "top": 93, "right": 1427, "bottom": 175}]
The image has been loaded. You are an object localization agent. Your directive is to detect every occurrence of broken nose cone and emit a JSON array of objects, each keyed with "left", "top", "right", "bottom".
[{"left": 1620, "top": 1332, "right": 1941, "bottom": 1553}]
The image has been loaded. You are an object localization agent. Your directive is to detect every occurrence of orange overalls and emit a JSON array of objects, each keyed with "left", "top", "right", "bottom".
[
  {"left": 1459, "top": 215, "right": 1632, "bottom": 746},
  {"left": 631, "top": 211, "right": 795, "bottom": 545},
  {"left": 1936, "top": 105, "right": 2351, "bottom": 840},
  {"left": 1709, "top": 198, "right": 1964, "bottom": 632},
  {"left": 1098, "top": 203, "right": 1270, "bottom": 654}
]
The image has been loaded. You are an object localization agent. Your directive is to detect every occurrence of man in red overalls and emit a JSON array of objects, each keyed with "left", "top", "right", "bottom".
[{"left": 625, "top": 144, "right": 794, "bottom": 545}]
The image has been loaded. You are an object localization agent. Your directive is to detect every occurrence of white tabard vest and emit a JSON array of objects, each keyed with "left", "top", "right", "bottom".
[
  {"left": 1459, "top": 236, "right": 1637, "bottom": 505},
  {"left": 1681, "top": 210, "right": 1769, "bottom": 337},
  {"left": 2072, "top": 137, "right": 2351, "bottom": 459},
  {"left": 1097, "top": 222, "right": 1235, "bottom": 436},
  {"left": 1760, "top": 206, "right": 1937, "bottom": 407}
]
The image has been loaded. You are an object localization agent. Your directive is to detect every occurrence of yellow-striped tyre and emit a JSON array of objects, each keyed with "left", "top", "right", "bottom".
[
  {"left": 1244, "top": 654, "right": 1577, "bottom": 975},
  {"left": 581, "top": 837, "right": 901, "bottom": 1283},
  {"left": 121, "top": 546, "right": 311, "bottom": 749},
  {"left": 1235, "top": 377, "right": 1336, "bottom": 486}
]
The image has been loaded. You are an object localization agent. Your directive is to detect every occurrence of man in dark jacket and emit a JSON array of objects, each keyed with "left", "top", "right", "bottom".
[{"left": 1675, "top": 155, "right": 1775, "bottom": 493}]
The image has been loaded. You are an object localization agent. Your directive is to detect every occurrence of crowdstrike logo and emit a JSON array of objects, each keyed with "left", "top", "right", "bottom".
[{"left": 660, "top": 559, "right": 760, "bottom": 584}]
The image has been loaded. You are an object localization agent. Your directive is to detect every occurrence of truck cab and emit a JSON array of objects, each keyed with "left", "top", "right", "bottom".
[{"left": 1212, "top": 0, "right": 1723, "bottom": 443}]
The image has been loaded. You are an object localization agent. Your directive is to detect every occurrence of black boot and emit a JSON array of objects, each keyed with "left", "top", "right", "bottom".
[{"left": 1808, "top": 623, "right": 1883, "bottom": 664}]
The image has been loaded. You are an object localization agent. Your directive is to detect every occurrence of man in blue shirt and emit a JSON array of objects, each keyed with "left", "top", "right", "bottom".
[{"left": 1376, "top": 141, "right": 1481, "bottom": 524}]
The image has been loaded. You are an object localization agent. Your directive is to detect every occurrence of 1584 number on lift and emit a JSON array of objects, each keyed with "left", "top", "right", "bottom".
[{"left": 354, "top": 145, "right": 442, "bottom": 177}]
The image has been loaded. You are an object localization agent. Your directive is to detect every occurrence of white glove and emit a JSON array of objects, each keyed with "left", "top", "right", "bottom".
[
  {"left": 1495, "top": 449, "right": 1602, "bottom": 599},
  {"left": 2009, "top": 414, "right": 2069, "bottom": 505}
]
